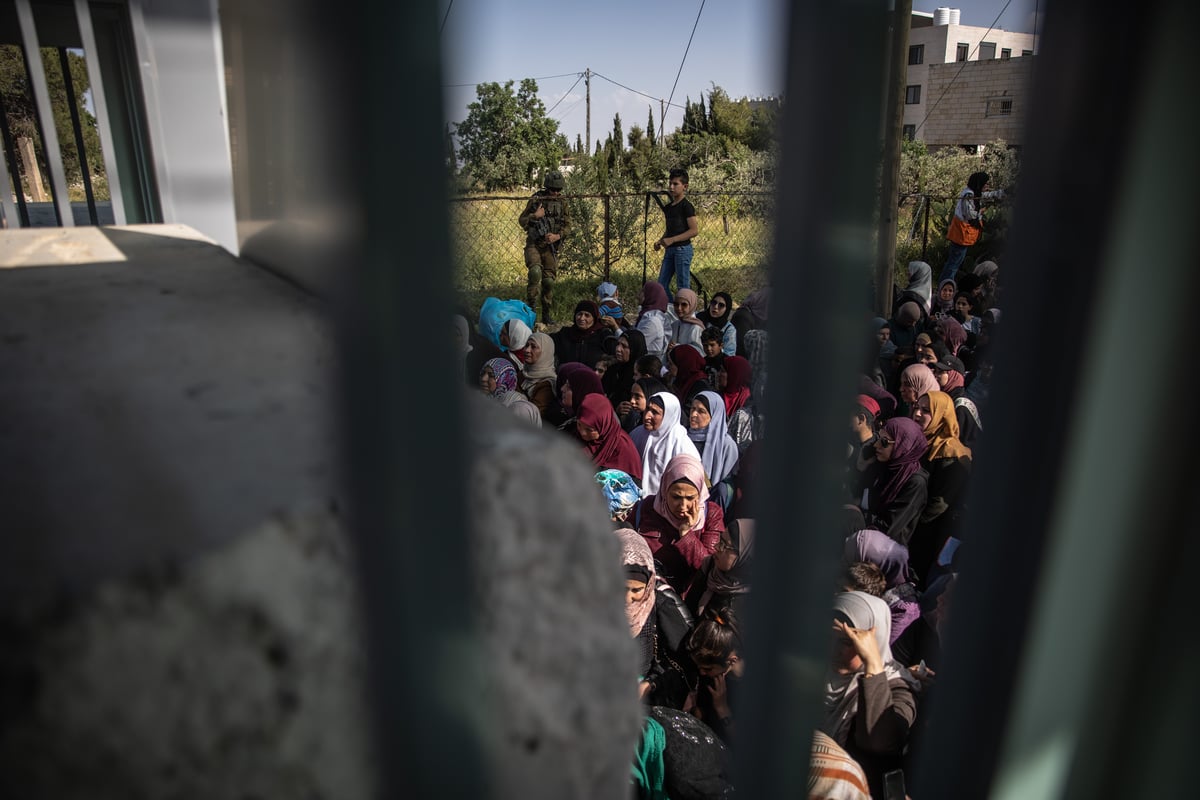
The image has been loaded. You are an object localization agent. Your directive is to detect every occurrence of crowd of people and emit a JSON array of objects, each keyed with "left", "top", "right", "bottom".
[{"left": 457, "top": 225, "right": 1001, "bottom": 796}]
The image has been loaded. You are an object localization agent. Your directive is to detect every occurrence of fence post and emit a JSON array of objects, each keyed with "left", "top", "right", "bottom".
[
  {"left": 603, "top": 193, "right": 611, "bottom": 281},
  {"left": 922, "top": 193, "right": 930, "bottom": 261}
]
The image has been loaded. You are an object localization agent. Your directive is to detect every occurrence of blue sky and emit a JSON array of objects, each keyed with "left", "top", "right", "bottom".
[{"left": 440, "top": 1, "right": 1041, "bottom": 150}]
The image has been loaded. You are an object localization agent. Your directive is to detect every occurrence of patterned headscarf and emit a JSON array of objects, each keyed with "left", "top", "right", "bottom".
[
  {"left": 596, "top": 469, "right": 643, "bottom": 522},
  {"left": 481, "top": 357, "right": 519, "bottom": 399},
  {"left": 615, "top": 528, "right": 657, "bottom": 637}
]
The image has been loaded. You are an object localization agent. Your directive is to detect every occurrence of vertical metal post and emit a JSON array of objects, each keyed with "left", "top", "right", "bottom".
[
  {"left": 603, "top": 192, "right": 611, "bottom": 281},
  {"left": 921, "top": 193, "right": 930, "bottom": 260},
  {"left": 0, "top": 92, "right": 30, "bottom": 227},
  {"left": 58, "top": 47, "right": 98, "bottom": 225},
  {"left": 75, "top": 0, "right": 127, "bottom": 225},
  {"left": 15, "top": 0, "right": 76, "bottom": 227}
]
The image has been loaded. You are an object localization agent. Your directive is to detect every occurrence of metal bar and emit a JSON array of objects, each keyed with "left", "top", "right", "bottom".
[
  {"left": 58, "top": 47, "right": 98, "bottom": 225},
  {"left": 125, "top": 0, "right": 173, "bottom": 223},
  {"left": 0, "top": 91, "right": 29, "bottom": 227},
  {"left": 921, "top": 192, "right": 929, "bottom": 260},
  {"left": 0, "top": 132, "right": 17, "bottom": 229},
  {"left": 15, "top": 0, "right": 75, "bottom": 227},
  {"left": 909, "top": 0, "right": 1161, "bottom": 795},
  {"left": 75, "top": 0, "right": 126, "bottom": 225}
]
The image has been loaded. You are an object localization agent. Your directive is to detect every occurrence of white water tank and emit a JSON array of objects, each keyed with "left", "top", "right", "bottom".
[
  {"left": 950, "top": 8, "right": 961, "bottom": 24},
  {"left": 934, "top": 7, "right": 952, "bottom": 25}
]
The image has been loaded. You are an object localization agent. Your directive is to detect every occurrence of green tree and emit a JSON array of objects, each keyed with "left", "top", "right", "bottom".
[
  {"left": 611, "top": 113, "right": 623, "bottom": 153},
  {"left": 452, "top": 78, "right": 566, "bottom": 191},
  {"left": 1, "top": 45, "right": 106, "bottom": 195},
  {"left": 646, "top": 105, "right": 655, "bottom": 146}
]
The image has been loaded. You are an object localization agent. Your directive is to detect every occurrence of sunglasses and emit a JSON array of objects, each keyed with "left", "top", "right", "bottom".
[
  {"left": 877, "top": 437, "right": 894, "bottom": 447},
  {"left": 710, "top": 300, "right": 726, "bottom": 308}
]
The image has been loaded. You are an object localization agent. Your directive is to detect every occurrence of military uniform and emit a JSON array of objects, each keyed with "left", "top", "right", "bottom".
[{"left": 519, "top": 172, "right": 568, "bottom": 323}]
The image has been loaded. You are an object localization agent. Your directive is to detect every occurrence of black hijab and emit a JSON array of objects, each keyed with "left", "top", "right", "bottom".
[{"left": 603, "top": 328, "right": 647, "bottom": 404}]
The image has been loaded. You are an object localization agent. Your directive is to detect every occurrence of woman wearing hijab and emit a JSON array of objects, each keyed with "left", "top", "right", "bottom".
[
  {"left": 635, "top": 281, "right": 671, "bottom": 359},
  {"left": 731, "top": 287, "right": 769, "bottom": 358},
  {"left": 893, "top": 261, "right": 933, "bottom": 317},
  {"left": 521, "top": 331, "right": 558, "bottom": 421},
  {"left": 687, "top": 519, "right": 754, "bottom": 619},
  {"left": 940, "top": 170, "right": 992, "bottom": 283},
  {"left": 909, "top": 391, "right": 972, "bottom": 583},
  {"left": 718, "top": 356, "right": 755, "bottom": 453},
  {"left": 555, "top": 362, "right": 606, "bottom": 437},
  {"left": 932, "top": 278, "right": 957, "bottom": 320},
  {"left": 934, "top": 314, "right": 967, "bottom": 358},
  {"left": 895, "top": 362, "right": 939, "bottom": 419},
  {"left": 930, "top": 354, "right": 980, "bottom": 447},
  {"left": 861, "top": 417, "right": 929, "bottom": 547},
  {"left": 631, "top": 392, "right": 702, "bottom": 496},
  {"left": 686, "top": 390, "right": 740, "bottom": 511},
  {"left": 478, "top": 358, "right": 542, "bottom": 427},
  {"left": 668, "top": 288, "right": 706, "bottom": 356},
  {"left": 825, "top": 591, "right": 918, "bottom": 800},
  {"left": 843, "top": 529, "right": 922, "bottom": 644},
  {"left": 603, "top": 328, "right": 647, "bottom": 411},
  {"left": 623, "top": 376, "right": 669, "bottom": 434},
  {"left": 577, "top": 394, "right": 643, "bottom": 484},
  {"left": 552, "top": 300, "right": 613, "bottom": 369},
  {"left": 616, "top": 528, "right": 696, "bottom": 710},
  {"left": 668, "top": 344, "right": 712, "bottom": 408},
  {"left": 696, "top": 291, "right": 737, "bottom": 356},
  {"left": 973, "top": 260, "right": 1000, "bottom": 309},
  {"left": 634, "top": 453, "right": 724, "bottom": 598}
]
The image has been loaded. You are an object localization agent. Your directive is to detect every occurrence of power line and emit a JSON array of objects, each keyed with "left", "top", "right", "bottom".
[
  {"left": 439, "top": 0, "right": 454, "bottom": 36},
  {"left": 664, "top": 0, "right": 707, "bottom": 117},
  {"left": 545, "top": 72, "right": 585, "bottom": 115},
  {"left": 589, "top": 71, "right": 685, "bottom": 110},
  {"left": 443, "top": 72, "right": 582, "bottom": 89},
  {"left": 914, "top": 0, "right": 1015, "bottom": 136}
]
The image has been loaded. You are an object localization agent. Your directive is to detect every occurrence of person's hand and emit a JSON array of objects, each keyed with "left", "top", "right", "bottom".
[
  {"left": 833, "top": 619, "right": 884, "bottom": 676},
  {"left": 676, "top": 506, "right": 701, "bottom": 537},
  {"left": 598, "top": 315, "right": 618, "bottom": 331},
  {"left": 638, "top": 680, "right": 651, "bottom": 701},
  {"left": 908, "top": 662, "right": 936, "bottom": 689},
  {"left": 534, "top": 204, "right": 546, "bottom": 219},
  {"left": 546, "top": 232, "right": 560, "bottom": 244},
  {"left": 616, "top": 400, "right": 633, "bottom": 415},
  {"left": 707, "top": 672, "right": 731, "bottom": 720},
  {"left": 653, "top": 237, "right": 665, "bottom": 251}
]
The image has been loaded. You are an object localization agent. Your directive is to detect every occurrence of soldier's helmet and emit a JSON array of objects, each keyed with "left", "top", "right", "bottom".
[{"left": 543, "top": 171, "right": 565, "bottom": 191}]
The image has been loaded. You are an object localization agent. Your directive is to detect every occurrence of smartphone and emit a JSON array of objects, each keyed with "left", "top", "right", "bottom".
[{"left": 883, "top": 769, "right": 906, "bottom": 800}]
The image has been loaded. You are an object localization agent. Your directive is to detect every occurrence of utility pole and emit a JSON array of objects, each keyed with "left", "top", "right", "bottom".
[
  {"left": 876, "top": 0, "right": 912, "bottom": 317},
  {"left": 585, "top": 68, "right": 591, "bottom": 157},
  {"left": 659, "top": 98, "right": 666, "bottom": 151}
]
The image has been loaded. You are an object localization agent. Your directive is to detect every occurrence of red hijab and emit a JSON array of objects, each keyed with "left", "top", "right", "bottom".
[
  {"left": 671, "top": 345, "right": 709, "bottom": 402},
  {"left": 722, "top": 355, "right": 752, "bottom": 416},
  {"left": 578, "top": 394, "right": 644, "bottom": 482}
]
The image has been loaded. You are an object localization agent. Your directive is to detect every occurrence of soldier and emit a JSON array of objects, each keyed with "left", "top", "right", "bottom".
[{"left": 519, "top": 170, "right": 568, "bottom": 324}]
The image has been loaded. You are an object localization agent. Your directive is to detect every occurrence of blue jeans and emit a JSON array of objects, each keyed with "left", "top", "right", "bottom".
[
  {"left": 657, "top": 243, "right": 693, "bottom": 297},
  {"left": 941, "top": 242, "right": 968, "bottom": 284}
]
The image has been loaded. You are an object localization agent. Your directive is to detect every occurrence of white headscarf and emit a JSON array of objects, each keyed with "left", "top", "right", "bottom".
[
  {"left": 687, "top": 390, "right": 740, "bottom": 485},
  {"left": 822, "top": 591, "right": 916, "bottom": 743},
  {"left": 501, "top": 318, "right": 532, "bottom": 352},
  {"left": 633, "top": 392, "right": 701, "bottom": 496},
  {"left": 906, "top": 261, "right": 933, "bottom": 313}
]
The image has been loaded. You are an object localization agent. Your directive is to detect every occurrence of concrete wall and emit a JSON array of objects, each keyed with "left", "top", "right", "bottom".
[
  {"left": 129, "top": 0, "right": 239, "bottom": 253},
  {"left": 922, "top": 57, "right": 1034, "bottom": 146},
  {"left": 904, "top": 21, "right": 1038, "bottom": 138}
]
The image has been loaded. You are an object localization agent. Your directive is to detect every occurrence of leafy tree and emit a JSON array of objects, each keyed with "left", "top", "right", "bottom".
[
  {"left": 646, "top": 106, "right": 655, "bottom": 146},
  {"left": 452, "top": 78, "right": 566, "bottom": 191},
  {"left": 1, "top": 45, "right": 105, "bottom": 195},
  {"left": 611, "top": 113, "right": 623, "bottom": 153}
]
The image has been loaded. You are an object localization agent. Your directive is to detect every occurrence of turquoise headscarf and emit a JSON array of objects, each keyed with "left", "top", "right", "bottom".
[{"left": 631, "top": 716, "right": 669, "bottom": 799}]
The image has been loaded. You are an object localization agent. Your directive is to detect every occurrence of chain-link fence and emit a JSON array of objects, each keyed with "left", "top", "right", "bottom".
[
  {"left": 895, "top": 193, "right": 1013, "bottom": 282},
  {"left": 450, "top": 191, "right": 774, "bottom": 310}
]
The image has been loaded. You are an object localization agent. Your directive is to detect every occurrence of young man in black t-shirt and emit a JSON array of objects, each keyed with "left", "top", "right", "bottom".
[{"left": 652, "top": 168, "right": 699, "bottom": 299}]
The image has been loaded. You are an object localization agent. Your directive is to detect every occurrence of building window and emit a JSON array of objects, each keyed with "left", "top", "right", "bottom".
[
  {"left": 956, "top": 43, "right": 969, "bottom": 61},
  {"left": 986, "top": 98, "right": 1014, "bottom": 116},
  {"left": 1001, "top": 48, "right": 1012, "bottom": 59},
  {"left": 1022, "top": 49, "right": 1034, "bottom": 57},
  {"left": 979, "top": 42, "right": 996, "bottom": 59},
  {"left": 902, "top": 124, "right": 916, "bottom": 140},
  {"left": 908, "top": 44, "right": 924, "bottom": 65},
  {"left": 905, "top": 85, "right": 921, "bottom": 105}
]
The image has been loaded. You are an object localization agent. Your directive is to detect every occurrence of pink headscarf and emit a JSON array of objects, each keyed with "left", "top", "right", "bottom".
[
  {"left": 937, "top": 316, "right": 967, "bottom": 356},
  {"left": 615, "top": 528, "right": 656, "bottom": 637},
  {"left": 652, "top": 453, "right": 710, "bottom": 533},
  {"left": 901, "top": 363, "right": 940, "bottom": 400}
]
